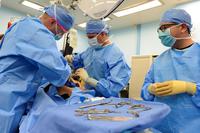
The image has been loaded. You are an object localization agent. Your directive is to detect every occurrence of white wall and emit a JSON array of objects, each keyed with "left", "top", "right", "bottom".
[
  {"left": 111, "top": 27, "right": 137, "bottom": 66},
  {"left": 0, "top": 6, "right": 25, "bottom": 33},
  {"left": 73, "top": 30, "right": 88, "bottom": 53},
  {"left": 177, "top": 1, "right": 200, "bottom": 42},
  {"left": 140, "top": 21, "right": 168, "bottom": 55}
]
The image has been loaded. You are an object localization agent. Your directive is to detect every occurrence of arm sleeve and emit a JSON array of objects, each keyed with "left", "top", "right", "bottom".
[
  {"left": 95, "top": 56, "right": 131, "bottom": 98},
  {"left": 191, "top": 83, "right": 200, "bottom": 107},
  {"left": 141, "top": 64, "right": 155, "bottom": 101},
  {"left": 72, "top": 53, "right": 84, "bottom": 70},
  {"left": 16, "top": 28, "right": 71, "bottom": 87}
]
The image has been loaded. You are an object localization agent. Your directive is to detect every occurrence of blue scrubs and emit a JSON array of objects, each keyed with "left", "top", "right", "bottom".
[
  {"left": 141, "top": 43, "right": 200, "bottom": 133},
  {"left": 0, "top": 17, "right": 71, "bottom": 133},
  {"left": 72, "top": 44, "right": 131, "bottom": 97}
]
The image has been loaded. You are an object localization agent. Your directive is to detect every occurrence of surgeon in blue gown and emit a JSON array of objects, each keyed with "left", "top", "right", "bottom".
[
  {"left": 0, "top": 4, "right": 74, "bottom": 133},
  {"left": 141, "top": 9, "right": 200, "bottom": 133},
  {"left": 66, "top": 20, "right": 131, "bottom": 98}
]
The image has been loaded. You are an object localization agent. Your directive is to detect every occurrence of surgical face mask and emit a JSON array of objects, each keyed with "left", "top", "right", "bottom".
[
  {"left": 54, "top": 33, "right": 63, "bottom": 40},
  {"left": 53, "top": 5, "right": 64, "bottom": 40},
  {"left": 54, "top": 23, "right": 64, "bottom": 40},
  {"left": 87, "top": 25, "right": 110, "bottom": 48},
  {"left": 88, "top": 35, "right": 103, "bottom": 48},
  {"left": 88, "top": 36, "right": 98, "bottom": 46},
  {"left": 158, "top": 28, "right": 176, "bottom": 47},
  {"left": 158, "top": 24, "right": 191, "bottom": 47}
]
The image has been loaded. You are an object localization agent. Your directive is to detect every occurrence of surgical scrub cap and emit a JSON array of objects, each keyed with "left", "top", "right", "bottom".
[
  {"left": 44, "top": 4, "right": 74, "bottom": 31},
  {"left": 160, "top": 9, "right": 192, "bottom": 30},
  {"left": 86, "top": 19, "right": 109, "bottom": 34}
]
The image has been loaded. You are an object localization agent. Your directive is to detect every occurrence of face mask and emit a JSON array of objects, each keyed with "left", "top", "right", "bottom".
[
  {"left": 54, "top": 33, "right": 63, "bottom": 40},
  {"left": 53, "top": 5, "right": 63, "bottom": 41},
  {"left": 88, "top": 35, "right": 103, "bottom": 49},
  {"left": 158, "top": 24, "right": 191, "bottom": 47},
  {"left": 158, "top": 28, "right": 176, "bottom": 47},
  {"left": 88, "top": 37, "right": 97, "bottom": 46},
  {"left": 54, "top": 21, "right": 64, "bottom": 40}
]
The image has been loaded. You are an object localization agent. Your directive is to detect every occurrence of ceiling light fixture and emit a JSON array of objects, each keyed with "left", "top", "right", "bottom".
[
  {"left": 21, "top": 0, "right": 44, "bottom": 11},
  {"left": 113, "top": 0, "right": 162, "bottom": 17},
  {"left": 103, "top": 17, "right": 111, "bottom": 21},
  {"left": 78, "top": 22, "right": 87, "bottom": 28}
]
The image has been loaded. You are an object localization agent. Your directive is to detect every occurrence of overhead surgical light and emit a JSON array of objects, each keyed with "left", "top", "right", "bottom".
[
  {"left": 21, "top": 0, "right": 44, "bottom": 11},
  {"left": 77, "top": 0, "right": 124, "bottom": 19},
  {"left": 78, "top": 22, "right": 86, "bottom": 28},
  {"left": 47, "top": 0, "right": 124, "bottom": 19},
  {"left": 113, "top": 0, "right": 162, "bottom": 17},
  {"left": 103, "top": 17, "right": 111, "bottom": 21}
]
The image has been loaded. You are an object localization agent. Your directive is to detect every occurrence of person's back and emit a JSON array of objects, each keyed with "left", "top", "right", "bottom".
[{"left": 0, "top": 4, "right": 74, "bottom": 133}]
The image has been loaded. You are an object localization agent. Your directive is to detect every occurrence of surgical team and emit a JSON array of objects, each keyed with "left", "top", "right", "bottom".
[{"left": 0, "top": 3, "right": 200, "bottom": 133}]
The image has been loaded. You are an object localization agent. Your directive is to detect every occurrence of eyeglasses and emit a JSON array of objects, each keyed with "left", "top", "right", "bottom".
[
  {"left": 87, "top": 33, "right": 99, "bottom": 39},
  {"left": 157, "top": 23, "right": 178, "bottom": 32}
]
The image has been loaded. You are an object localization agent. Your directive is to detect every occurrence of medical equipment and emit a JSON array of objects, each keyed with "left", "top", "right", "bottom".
[
  {"left": 62, "top": 29, "right": 78, "bottom": 56},
  {"left": 127, "top": 111, "right": 139, "bottom": 118},
  {"left": 107, "top": 101, "right": 132, "bottom": 108},
  {"left": 28, "top": 97, "right": 170, "bottom": 133},
  {"left": 128, "top": 104, "right": 152, "bottom": 118},
  {"left": 79, "top": 100, "right": 112, "bottom": 109},
  {"left": 87, "top": 114, "right": 133, "bottom": 121},
  {"left": 75, "top": 108, "right": 119, "bottom": 116},
  {"left": 52, "top": 0, "right": 124, "bottom": 19}
]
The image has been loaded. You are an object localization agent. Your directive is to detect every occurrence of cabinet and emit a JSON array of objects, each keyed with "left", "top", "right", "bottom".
[{"left": 129, "top": 55, "right": 157, "bottom": 100}]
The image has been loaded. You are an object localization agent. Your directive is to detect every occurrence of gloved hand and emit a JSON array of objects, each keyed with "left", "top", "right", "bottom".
[
  {"left": 65, "top": 55, "right": 73, "bottom": 64},
  {"left": 75, "top": 68, "right": 89, "bottom": 81},
  {"left": 75, "top": 68, "right": 98, "bottom": 87},
  {"left": 148, "top": 80, "right": 196, "bottom": 96}
]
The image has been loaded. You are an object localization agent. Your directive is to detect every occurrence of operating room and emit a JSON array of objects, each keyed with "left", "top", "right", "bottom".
[{"left": 1, "top": 0, "right": 200, "bottom": 133}]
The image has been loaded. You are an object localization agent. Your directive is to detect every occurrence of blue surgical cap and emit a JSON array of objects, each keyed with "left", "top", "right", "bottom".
[
  {"left": 86, "top": 19, "right": 109, "bottom": 34},
  {"left": 160, "top": 9, "right": 192, "bottom": 30},
  {"left": 44, "top": 4, "right": 74, "bottom": 31}
]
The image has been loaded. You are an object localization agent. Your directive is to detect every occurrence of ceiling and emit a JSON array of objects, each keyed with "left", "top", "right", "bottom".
[{"left": 1, "top": 0, "right": 193, "bottom": 30}]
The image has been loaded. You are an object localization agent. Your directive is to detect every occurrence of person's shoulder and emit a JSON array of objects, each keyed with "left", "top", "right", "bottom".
[
  {"left": 21, "top": 17, "right": 42, "bottom": 27},
  {"left": 154, "top": 49, "right": 171, "bottom": 62},
  {"left": 194, "top": 42, "right": 200, "bottom": 47},
  {"left": 18, "top": 17, "right": 52, "bottom": 35},
  {"left": 82, "top": 46, "right": 94, "bottom": 53},
  {"left": 17, "top": 17, "right": 39, "bottom": 28},
  {"left": 105, "top": 43, "right": 125, "bottom": 63},
  {"left": 20, "top": 17, "right": 56, "bottom": 46},
  {"left": 187, "top": 42, "right": 200, "bottom": 53},
  {"left": 107, "top": 43, "right": 123, "bottom": 56}
]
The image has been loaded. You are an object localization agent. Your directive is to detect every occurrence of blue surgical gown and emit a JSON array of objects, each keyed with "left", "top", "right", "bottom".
[
  {"left": 141, "top": 43, "right": 200, "bottom": 133},
  {"left": 0, "top": 17, "right": 71, "bottom": 133},
  {"left": 72, "top": 44, "right": 131, "bottom": 97},
  {"left": 19, "top": 82, "right": 95, "bottom": 133}
]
